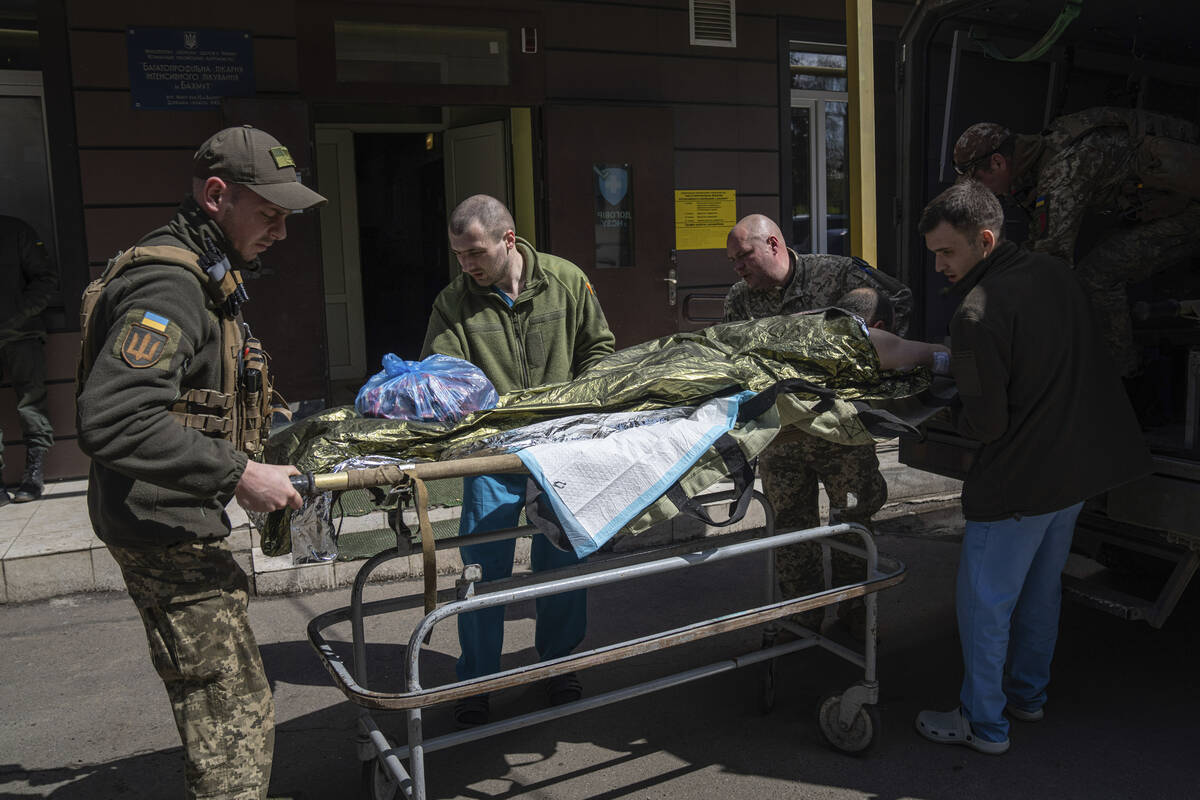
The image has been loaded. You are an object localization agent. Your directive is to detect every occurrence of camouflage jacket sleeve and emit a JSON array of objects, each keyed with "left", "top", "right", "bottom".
[
  {"left": 722, "top": 281, "right": 751, "bottom": 322},
  {"left": 1, "top": 220, "right": 58, "bottom": 331},
  {"left": 842, "top": 258, "right": 914, "bottom": 337},
  {"left": 76, "top": 266, "right": 247, "bottom": 498},
  {"left": 1026, "top": 138, "right": 1124, "bottom": 265}
]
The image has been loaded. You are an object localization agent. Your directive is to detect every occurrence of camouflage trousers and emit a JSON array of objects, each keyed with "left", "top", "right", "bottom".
[
  {"left": 109, "top": 539, "right": 274, "bottom": 800},
  {"left": 1075, "top": 200, "right": 1200, "bottom": 377},
  {"left": 759, "top": 435, "right": 887, "bottom": 631}
]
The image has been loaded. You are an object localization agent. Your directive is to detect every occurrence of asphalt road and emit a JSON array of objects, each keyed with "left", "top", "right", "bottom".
[{"left": 1, "top": 529, "right": 1197, "bottom": 799}]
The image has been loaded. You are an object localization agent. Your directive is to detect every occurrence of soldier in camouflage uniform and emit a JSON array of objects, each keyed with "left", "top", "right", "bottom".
[
  {"left": 723, "top": 214, "right": 913, "bottom": 634},
  {"left": 0, "top": 215, "right": 59, "bottom": 505},
  {"left": 77, "top": 127, "right": 325, "bottom": 800},
  {"left": 954, "top": 109, "right": 1200, "bottom": 377}
]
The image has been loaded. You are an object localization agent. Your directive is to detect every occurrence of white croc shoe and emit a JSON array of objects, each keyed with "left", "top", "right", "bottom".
[{"left": 916, "top": 707, "right": 1010, "bottom": 755}]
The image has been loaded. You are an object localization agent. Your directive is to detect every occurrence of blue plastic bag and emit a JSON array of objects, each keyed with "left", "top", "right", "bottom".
[{"left": 355, "top": 354, "right": 498, "bottom": 424}]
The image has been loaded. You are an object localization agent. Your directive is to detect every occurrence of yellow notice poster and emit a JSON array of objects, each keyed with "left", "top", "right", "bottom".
[{"left": 674, "top": 190, "right": 736, "bottom": 250}]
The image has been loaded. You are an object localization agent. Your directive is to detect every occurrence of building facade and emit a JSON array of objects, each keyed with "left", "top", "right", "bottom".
[{"left": 2, "top": 0, "right": 912, "bottom": 481}]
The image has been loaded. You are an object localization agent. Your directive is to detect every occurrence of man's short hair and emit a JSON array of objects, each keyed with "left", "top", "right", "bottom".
[
  {"left": 449, "top": 194, "right": 515, "bottom": 240},
  {"left": 917, "top": 180, "right": 1005, "bottom": 240},
  {"left": 835, "top": 287, "right": 894, "bottom": 332}
]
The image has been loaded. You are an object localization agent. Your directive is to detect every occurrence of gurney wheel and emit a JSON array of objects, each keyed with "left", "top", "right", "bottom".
[
  {"left": 815, "top": 690, "right": 879, "bottom": 755},
  {"left": 361, "top": 753, "right": 401, "bottom": 800}
]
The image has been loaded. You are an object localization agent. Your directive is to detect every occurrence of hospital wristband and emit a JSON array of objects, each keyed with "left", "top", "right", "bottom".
[{"left": 932, "top": 350, "right": 951, "bottom": 376}]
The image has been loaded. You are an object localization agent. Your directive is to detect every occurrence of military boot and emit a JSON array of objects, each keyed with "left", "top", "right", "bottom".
[{"left": 12, "top": 447, "right": 46, "bottom": 503}]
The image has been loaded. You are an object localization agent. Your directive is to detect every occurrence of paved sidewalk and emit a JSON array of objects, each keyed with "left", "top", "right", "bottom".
[{"left": 0, "top": 443, "right": 964, "bottom": 604}]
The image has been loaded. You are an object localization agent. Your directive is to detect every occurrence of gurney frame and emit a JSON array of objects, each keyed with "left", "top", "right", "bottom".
[{"left": 300, "top": 456, "right": 907, "bottom": 799}]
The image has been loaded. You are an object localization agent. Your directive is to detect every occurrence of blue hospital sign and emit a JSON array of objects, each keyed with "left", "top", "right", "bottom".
[
  {"left": 127, "top": 27, "right": 255, "bottom": 110},
  {"left": 594, "top": 164, "right": 634, "bottom": 268}
]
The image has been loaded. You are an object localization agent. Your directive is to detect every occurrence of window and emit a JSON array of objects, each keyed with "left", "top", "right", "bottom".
[
  {"left": 334, "top": 21, "right": 509, "bottom": 85},
  {"left": 789, "top": 42, "right": 849, "bottom": 255}
]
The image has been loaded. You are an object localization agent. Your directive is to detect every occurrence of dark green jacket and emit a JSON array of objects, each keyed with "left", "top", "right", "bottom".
[
  {"left": 949, "top": 240, "right": 1151, "bottom": 520},
  {"left": 0, "top": 215, "right": 58, "bottom": 345},
  {"left": 77, "top": 198, "right": 249, "bottom": 548},
  {"left": 421, "top": 238, "right": 615, "bottom": 392}
]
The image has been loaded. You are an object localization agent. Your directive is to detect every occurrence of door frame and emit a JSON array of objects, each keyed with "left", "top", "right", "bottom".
[
  {"left": 0, "top": 71, "right": 57, "bottom": 259},
  {"left": 313, "top": 111, "right": 537, "bottom": 383},
  {"left": 790, "top": 86, "right": 850, "bottom": 255}
]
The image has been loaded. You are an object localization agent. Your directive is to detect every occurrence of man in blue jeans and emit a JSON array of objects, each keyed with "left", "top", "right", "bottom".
[
  {"left": 421, "top": 194, "right": 615, "bottom": 726},
  {"left": 455, "top": 475, "right": 589, "bottom": 695},
  {"left": 913, "top": 181, "right": 1151, "bottom": 754}
]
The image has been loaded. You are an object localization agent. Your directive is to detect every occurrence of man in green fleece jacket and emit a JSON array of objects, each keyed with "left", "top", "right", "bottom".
[
  {"left": 422, "top": 194, "right": 614, "bottom": 726},
  {"left": 76, "top": 126, "right": 325, "bottom": 799}
]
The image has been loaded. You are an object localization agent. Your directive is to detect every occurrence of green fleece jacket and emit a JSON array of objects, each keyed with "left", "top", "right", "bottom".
[
  {"left": 421, "top": 238, "right": 615, "bottom": 392},
  {"left": 77, "top": 198, "right": 250, "bottom": 548}
]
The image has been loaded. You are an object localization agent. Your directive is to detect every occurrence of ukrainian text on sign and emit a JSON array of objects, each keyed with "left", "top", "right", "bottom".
[{"left": 127, "top": 27, "right": 255, "bottom": 111}]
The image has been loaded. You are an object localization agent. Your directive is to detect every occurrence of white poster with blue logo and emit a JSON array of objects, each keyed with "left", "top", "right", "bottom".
[
  {"left": 594, "top": 163, "right": 633, "bottom": 267},
  {"left": 127, "top": 27, "right": 255, "bottom": 111}
]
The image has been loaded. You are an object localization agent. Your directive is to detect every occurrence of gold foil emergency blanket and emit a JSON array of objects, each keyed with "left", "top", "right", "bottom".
[{"left": 260, "top": 310, "right": 932, "bottom": 556}]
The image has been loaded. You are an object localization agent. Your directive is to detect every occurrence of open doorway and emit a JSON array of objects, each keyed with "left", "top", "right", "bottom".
[
  {"left": 355, "top": 132, "right": 448, "bottom": 368},
  {"left": 317, "top": 107, "right": 527, "bottom": 406}
]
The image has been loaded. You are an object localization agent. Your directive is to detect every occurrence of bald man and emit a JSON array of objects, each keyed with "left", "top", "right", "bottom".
[
  {"left": 723, "top": 214, "right": 914, "bottom": 638},
  {"left": 724, "top": 214, "right": 912, "bottom": 333}
]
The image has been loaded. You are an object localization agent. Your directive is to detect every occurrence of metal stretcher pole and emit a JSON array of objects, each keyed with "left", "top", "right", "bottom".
[
  {"left": 309, "top": 525, "right": 902, "bottom": 796},
  {"left": 289, "top": 454, "right": 528, "bottom": 496},
  {"left": 292, "top": 453, "right": 535, "bottom": 671},
  {"left": 402, "top": 522, "right": 876, "bottom": 694}
]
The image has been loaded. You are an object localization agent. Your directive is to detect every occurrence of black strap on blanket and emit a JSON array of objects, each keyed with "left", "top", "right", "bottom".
[
  {"left": 735, "top": 377, "right": 836, "bottom": 424},
  {"left": 737, "top": 377, "right": 925, "bottom": 441},
  {"left": 524, "top": 478, "right": 577, "bottom": 553},
  {"left": 849, "top": 401, "right": 923, "bottom": 440},
  {"left": 665, "top": 432, "right": 757, "bottom": 528}
]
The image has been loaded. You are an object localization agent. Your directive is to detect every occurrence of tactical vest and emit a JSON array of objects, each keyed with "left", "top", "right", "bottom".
[{"left": 76, "top": 245, "right": 286, "bottom": 458}]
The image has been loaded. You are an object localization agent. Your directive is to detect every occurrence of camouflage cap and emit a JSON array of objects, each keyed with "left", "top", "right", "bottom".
[
  {"left": 952, "top": 122, "right": 1012, "bottom": 174},
  {"left": 193, "top": 125, "right": 328, "bottom": 211}
]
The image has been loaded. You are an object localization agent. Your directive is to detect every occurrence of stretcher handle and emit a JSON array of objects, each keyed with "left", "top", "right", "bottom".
[{"left": 289, "top": 454, "right": 527, "bottom": 497}]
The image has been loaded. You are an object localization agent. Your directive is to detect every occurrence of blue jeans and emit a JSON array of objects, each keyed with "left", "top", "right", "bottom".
[
  {"left": 456, "top": 473, "right": 587, "bottom": 681},
  {"left": 957, "top": 502, "right": 1083, "bottom": 742}
]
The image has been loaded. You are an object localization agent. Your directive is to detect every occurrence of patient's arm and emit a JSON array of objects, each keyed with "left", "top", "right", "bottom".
[{"left": 868, "top": 327, "right": 950, "bottom": 372}]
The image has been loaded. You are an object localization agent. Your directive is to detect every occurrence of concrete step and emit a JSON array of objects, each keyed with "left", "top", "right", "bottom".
[{"left": 0, "top": 443, "right": 962, "bottom": 603}]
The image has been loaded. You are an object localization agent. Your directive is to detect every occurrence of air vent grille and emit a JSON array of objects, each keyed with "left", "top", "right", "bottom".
[{"left": 690, "top": 0, "right": 736, "bottom": 48}]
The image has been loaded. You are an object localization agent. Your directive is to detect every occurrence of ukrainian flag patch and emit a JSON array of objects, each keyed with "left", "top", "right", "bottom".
[
  {"left": 269, "top": 146, "right": 295, "bottom": 169},
  {"left": 1035, "top": 194, "right": 1050, "bottom": 236},
  {"left": 140, "top": 311, "right": 170, "bottom": 332}
]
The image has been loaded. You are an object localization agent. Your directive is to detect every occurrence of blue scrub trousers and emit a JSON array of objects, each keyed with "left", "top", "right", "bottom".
[
  {"left": 957, "top": 502, "right": 1083, "bottom": 742},
  {"left": 456, "top": 473, "right": 588, "bottom": 681}
]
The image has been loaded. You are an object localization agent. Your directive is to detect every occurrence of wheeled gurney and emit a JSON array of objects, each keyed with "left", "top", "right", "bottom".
[{"left": 299, "top": 453, "right": 907, "bottom": 800}]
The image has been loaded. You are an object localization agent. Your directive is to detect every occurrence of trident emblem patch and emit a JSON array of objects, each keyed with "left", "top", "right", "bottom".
[{"left": 121, "top": 323, "right": 168, "bottom": 368}]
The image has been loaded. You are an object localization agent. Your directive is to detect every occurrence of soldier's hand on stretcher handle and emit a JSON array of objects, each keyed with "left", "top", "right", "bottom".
[
  {"left": 867, "top": 328, "right": 952, "bottom": 375},
  {"left": 236, "top": 460, "right": 303, "bottom": 512}
]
